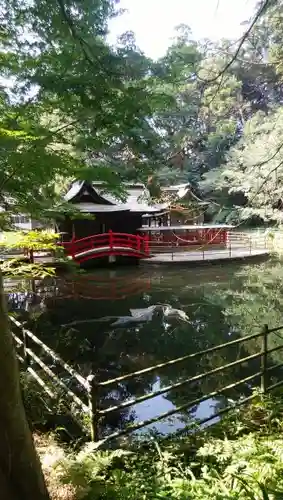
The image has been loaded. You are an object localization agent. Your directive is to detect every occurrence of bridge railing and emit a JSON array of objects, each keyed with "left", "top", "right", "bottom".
[
  {"left": 60, "top": 230, "right": 269, "bottom": 260},
  {"left": 62, "top": 231, "right": 149, "bottom": 258},
  {"left": 227, "top": 231, "right": 268, "bottom": 249},
  {"left": 148, "top": 231, "right": 269, "bottom": 257},
  {"left": 10, "top": 316, "right": 283, "bottom": 443}
]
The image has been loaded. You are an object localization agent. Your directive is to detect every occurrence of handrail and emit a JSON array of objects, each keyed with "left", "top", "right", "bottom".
[
  {"left": 89, "top": 324, "right": 283, "bottom": 441},
  {"left": 13, "top": 332, "right": 88, "bottom": 411},
  {"left": 146, "top": 230, "right": 268, "bottom": 258},
  {"left": 10, "top": 316, "right": 283, "bottom": 443},
  {"left": 99, "top": 350, "right": 263, "bottom": 415},
  {"left": 63, "top": 232, "right": 145, "bottom": 245},
  {"left": 9, "top": 316, "right": 88, "bottom": 389},
  {"left": 99, "top": 329, "right": 264, "bottom": 387},
  {"left": 60, "top": 230, "right": 269, "bottom": 262},
  {"left": 62, "top": 232, "right": 148, "bottom": 250},
  {"left": 100, "top": 343, "right": 283, "bottom": 417},
  {"left": 94, "top": 371, "right": 263, "bottom": 443},
  {"left": 61, "top": 231, "right": 150, "bottom": 260}
]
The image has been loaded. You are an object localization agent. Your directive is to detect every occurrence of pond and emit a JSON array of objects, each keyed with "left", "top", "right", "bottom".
[{"left": 6, "top": 257, "right": 283, "bottom": 439}]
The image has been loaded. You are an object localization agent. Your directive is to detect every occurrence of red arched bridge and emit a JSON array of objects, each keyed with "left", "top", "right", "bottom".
[{"left": 61, "top": 231, "right": 150, "bottom": 263}]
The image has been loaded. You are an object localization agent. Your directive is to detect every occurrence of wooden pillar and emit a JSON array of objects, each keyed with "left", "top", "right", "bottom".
[
  {"left": 144, "top": 235, "right": 149, "bottom": 255},
  {"left": 109, "top": 230, "right": 113, "bottom": 249}
]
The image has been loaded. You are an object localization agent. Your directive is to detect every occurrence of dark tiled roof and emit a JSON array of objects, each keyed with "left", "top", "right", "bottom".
[{"left": 64, "top": 181, "right": 168, "bottom": 213}]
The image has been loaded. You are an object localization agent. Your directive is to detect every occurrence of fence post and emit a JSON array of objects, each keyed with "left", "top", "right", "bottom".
[
  {"left": 22, "top": 327, "right": 30, "bottom": 368},
  {"left": 87, "top": 374, "right": 100, "bottom": 441},
  {"left": 261, "top": 324, "right": 269, "bottom": 393}
]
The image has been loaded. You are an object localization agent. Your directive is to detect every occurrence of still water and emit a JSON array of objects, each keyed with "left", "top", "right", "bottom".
[{"left": 7, "top": 258, "right": 281, "bottom": 438}]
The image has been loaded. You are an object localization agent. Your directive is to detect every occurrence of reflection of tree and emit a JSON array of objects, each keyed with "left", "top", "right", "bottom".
[
  {"left": 210, "top": 258, "right": 283, "bottom": 365},
  {"left": 8, "top": 262, "right": 281, "bottom": 434}
]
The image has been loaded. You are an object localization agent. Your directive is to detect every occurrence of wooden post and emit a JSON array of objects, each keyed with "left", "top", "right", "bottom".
[
  {"left": 87, "top": 374, "right": 100, "bottom": 441},
  {"left": 261, "top": 324, "right": 268, "bottom": 393},
  {"left": 22, "top": 328, "right": 30, "bottom": 368},
  {"left": 144, "top": 235, "right": 149, "bottom": 255},
  {"left": 109, "top": 230, "right": 113, "bottom": 250}
]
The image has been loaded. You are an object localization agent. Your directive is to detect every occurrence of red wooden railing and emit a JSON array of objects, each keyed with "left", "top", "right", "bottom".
[
  {"left": 146, "top": 228, "right": 228, "bottom": 247},
  {"left": 61, "top": 231, "right": 150, "bottom": 263}
]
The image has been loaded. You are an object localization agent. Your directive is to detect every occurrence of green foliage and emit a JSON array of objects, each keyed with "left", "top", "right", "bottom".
[
  {"left": 210, "top": 257, "right": 283, "bottom": 330},
  {"left": 20, "top": 372, "right": 53, "bottom": 428},
  {"left": 0, "top": 0, "right": 173, "bottom": 212},
  {"left": 0, "top": 230, "right": 60, "bottom": 251},
  {"left": 197, "top": 4, "right": 283, "bottom": 223},
  {"left": 205, "top": 256, "right": 283, "bottom": 369},
  {"left": 0, "top": 259, "right": 56, "bottom": 278},
  {"left": 145, "top": 4, "right": 283, "bottom": 224},
  {"left": 41, "top": 393, "right": 283, "bottom": 499},
  {"left": 0, "top": 0, "right": 282, "bottom": 225},
  {"left": 0, "top": 0, "right": 281, "bottom": 225},
  {"left": 0, "top": 231, "right": 63, "bottom": 276},
  {"left": 215, "top": 108, "right": 283, "bottom": 223}
]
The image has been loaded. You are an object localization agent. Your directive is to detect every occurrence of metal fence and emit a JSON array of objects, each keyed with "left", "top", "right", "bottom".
[
  {"left": 10, "top": 316, "right": 283, "bottom": 443},
  {"left": 148, "top": 231, "right": 270, "bottom": 261}
]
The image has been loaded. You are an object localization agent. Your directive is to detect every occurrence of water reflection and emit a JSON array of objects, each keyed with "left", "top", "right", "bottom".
[{"left": 6, "top": 261, "right": 283, "bottom": 437}]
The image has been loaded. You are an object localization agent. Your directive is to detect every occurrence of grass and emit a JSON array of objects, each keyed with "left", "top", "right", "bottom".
[{"left": 36, "top": 391, "right": 283, "bottom": 499}]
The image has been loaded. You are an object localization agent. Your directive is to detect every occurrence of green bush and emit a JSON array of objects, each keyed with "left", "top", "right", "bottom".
[{"left": 42, "top": 393, "right": 283, "bottom": 499}]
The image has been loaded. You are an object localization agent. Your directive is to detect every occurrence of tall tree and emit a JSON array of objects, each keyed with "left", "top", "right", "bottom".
[
  {"left": 0, "top": 0, "right": 172, "bottom": 497},
  {"left": 201, "top": 1, "right": 283, "bottom": 223}
]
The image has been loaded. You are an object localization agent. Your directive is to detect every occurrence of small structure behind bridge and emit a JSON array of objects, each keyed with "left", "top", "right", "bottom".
[
  {"left": 57, "top": 181, "right": 270, "bottom": 267},
  {"left": 58, "top": 181, "right": 167, "bottom": 265}
]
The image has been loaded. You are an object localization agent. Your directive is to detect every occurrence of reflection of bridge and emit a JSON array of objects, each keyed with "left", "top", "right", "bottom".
[
  {"left": 61, "top": 231, "right": 150, "bottom": 263},
  {"left": 6, "top": 274, "right": 152, "bottom": 308},
  {"left": 53, "top": 275, "right": 151, "bottom": 301}
]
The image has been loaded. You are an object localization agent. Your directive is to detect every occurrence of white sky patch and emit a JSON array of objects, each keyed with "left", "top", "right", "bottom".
[{"left": 108, "top": 0, "right": 258, "bottom": 59}]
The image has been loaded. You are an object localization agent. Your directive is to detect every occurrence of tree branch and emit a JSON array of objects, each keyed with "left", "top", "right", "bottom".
[
  {"left": 198, "top": 0, "right": 272, "bottom": 84},
  {"left": 248, "top": 160, "right": 283, "bottom": 205}
]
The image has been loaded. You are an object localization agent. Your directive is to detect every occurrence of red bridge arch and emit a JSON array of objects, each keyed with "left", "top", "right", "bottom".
[{"left": 61, "top": 231, "right": 150, "bottom": 264}]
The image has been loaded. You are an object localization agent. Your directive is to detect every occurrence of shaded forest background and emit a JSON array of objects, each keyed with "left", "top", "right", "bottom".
[{"left": 1, "top": 0, "right": 283, "bottom": 228}]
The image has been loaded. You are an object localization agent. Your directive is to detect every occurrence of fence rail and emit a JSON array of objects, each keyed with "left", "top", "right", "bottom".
[
  {"left": 147, "top": 230, "right": 269, "bottom": 260},
  {"left": 10, "top": 316, "right": 283, "bottom": 443}
]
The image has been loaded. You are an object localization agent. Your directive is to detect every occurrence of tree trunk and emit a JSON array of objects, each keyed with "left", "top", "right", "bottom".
[
  {"left": 0, "top": 270, "right": 50, "bottom": 500},
  {"left": 29, "top": 248, "right": 34, "bottom": 264}
]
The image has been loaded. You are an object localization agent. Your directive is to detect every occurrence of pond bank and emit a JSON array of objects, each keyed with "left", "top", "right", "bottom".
[{"left": 37, "top": 392, "right": 283, "bottom": 500}]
